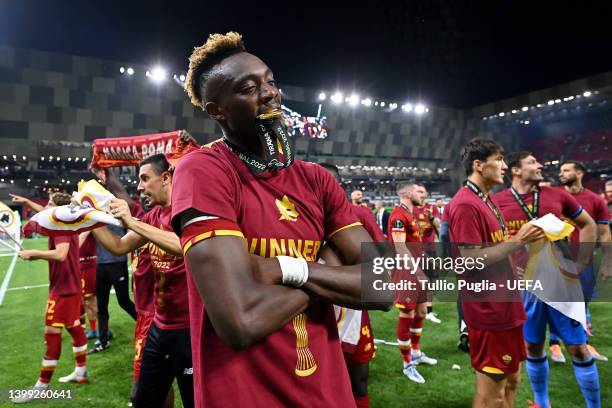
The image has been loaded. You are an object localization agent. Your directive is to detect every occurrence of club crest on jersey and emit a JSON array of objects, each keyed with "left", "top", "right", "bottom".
[
  {"left": 276, "top": 195, "right": 299, "bottom": 222},
  {"left": 393, "top": 220, "right": 404, "bottom": 229},
  {"left": 502, "top": 354, "right": 512, "bottom": 365}
]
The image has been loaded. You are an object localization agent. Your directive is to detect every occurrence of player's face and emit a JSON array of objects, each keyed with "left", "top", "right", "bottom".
[
  {"left": 211, "top": 53, "right": 280, "bottom": 144},
  {"left": 605, "top": 185, "right": 612, "bottom": 201},
  {"left": 558, "top": 163, "right": 578, "bottom": 186},
  {"left": 413, "top": 186, "right": 426, "bottom": 205},
  {"left": 137, "top": 164, "right": 165, "bottom": 206},
  {"left": 351, "top": 191, "right": 363, "bottom": 204},
  {"left": 518, "top": 155, "right": 543, "bottom": 183},
  {"left": 375, "top": 200, "right": 383, "bottom": 210},
  {"left": 481, "top": 152, "right": 507, "bottom": 185}
]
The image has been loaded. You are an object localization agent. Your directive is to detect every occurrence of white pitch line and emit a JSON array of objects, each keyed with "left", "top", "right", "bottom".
[
  {"left": 7, "top": 283, "right": 49, "bottom": 291},
  {"left": 374, "top": 339, "right": 399, "bottom": 346},
  {"left": 0, "top": 251, "right": 20, "bottom": 305}
]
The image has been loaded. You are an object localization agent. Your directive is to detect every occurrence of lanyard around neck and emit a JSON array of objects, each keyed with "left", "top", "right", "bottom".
[
  {"left": 509, "top": 186, "right": 539, "bottom": 220},
  {"left": 465, "top": 179, "right": 507, "bottom": 236}
]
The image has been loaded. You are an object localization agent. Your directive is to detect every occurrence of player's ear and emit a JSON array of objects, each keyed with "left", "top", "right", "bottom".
[
  {"left": 205, "top": 102, "right": 225, "bottom": 123},
  {"left": 473, "top": 159, "right": 483, "bottom": 174}
]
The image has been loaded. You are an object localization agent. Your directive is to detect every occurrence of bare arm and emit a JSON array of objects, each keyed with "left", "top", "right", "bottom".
[
  {"left": 110, "top": 198, "right": 181, "bottom": 256},
  {"left": 78, "top": 230, "right": 91, "bottom": 247},
  {"left": 574, "top": 211, "right": 597, "bottom": 266},
  {"left": 92, "top": 226, "right": 146, "bottom": 256},
  {"left": 185, "top": 235, "right": 311, "bottom": 350},
  {"left": 19, "top": 242, "right": 69, "bottom": 262},
  {"left": 10, "top": 194, "right": 45, "bottom": 213}
]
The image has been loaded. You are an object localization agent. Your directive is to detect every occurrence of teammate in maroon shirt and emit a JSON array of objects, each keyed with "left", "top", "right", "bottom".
[
  {"left": 558, "top": 159, "right": 611, "bottom": 362},
  {"left": 495, "top": 151, "right": 599, "bottom": 408},
  {"left": 93, "top": 154, "right": 192, "bottom": 408},
  {"left": 387, "top": 182, "right": 437, "bottom": 384},
  {"left": 13, "top": 193, "right": 89, "bottom": 403},
  {"left": 78, "top": 231, "right": 98, "bottom": 338},
  {"left": 173, "top": 32, "right": 392, "bottom": 408},
  {"left": 447, "top": 139, "right": 544, "bottom": 408}
]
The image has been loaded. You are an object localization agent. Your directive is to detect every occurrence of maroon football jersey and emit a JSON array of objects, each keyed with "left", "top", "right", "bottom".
[
  {"left": 558, "top": 187, "right": 610, "bottom": 243},
  {"left": 172, "top": 141, "right": 359, "bottom": 408},
  {"left": 352, "top": 205, "right": 385, "bottom": 242},
  {"left": 413, "top": 204, "right": 439, "bottom": 243},
  {"left": 132, "top": 244, "right": 155, "bottom": 316},
  {"left": 387, "top": 205, "right": 422, "bottom": 244},
  {"left": 494, "top": 186, "right": 582, "bottom": 236},
  {"left": 141, "top": 205, "right": 189, "bottom": 329},
  {"left": 49, "top": 235, "right": 81, "bottom": 296},
  {"left": 447, "top": 186, "right": 526, "bottom": 331},
  {"left": 78, "top": 233, "right": 97, "bottom": 270}
]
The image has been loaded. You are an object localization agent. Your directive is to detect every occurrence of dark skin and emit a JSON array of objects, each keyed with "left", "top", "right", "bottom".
[{"left": 184, "top": 52, "right": 392, "bottom": 350}]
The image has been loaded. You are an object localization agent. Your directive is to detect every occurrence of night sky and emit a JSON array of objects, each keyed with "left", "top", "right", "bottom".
[{"left": 2, "top": 0, "right": 611, "bottom": 108}]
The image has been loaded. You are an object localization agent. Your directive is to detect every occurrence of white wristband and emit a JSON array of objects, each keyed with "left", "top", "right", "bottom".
[{"left": 277, "top": 256, "right": 309, "bottom": 287}]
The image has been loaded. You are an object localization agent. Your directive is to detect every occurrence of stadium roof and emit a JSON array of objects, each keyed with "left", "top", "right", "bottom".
[{"left": 1, "top": 1, "right": 611, "bottom": 108}]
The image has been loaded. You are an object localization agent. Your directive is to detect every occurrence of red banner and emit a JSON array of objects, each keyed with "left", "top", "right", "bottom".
[{"left": 89, "top": 130, "right": 200, "bottom": 179}]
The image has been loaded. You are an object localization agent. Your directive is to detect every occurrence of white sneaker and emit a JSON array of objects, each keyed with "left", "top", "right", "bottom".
[
  {"left": 58, "top": 369, "right": 89, "bottom": 383},
  {"left": 11, "top": 384, "right": 48, "bottom": 404},
  {"left": 412, "top": 352, "right": 438, "bottom": 366},
  {"left": 587, "top": 345, "right": 608, "bottom": 362},
  {"left": 403, "top": 363, "right": 425, "bottom": 384},
  {"left": 425, "top": 312, "right": 442, "bottom": 324}
]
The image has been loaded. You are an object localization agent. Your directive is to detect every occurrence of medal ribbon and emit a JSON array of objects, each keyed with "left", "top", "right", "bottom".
[
  {"left": 465, "top": 180, "right": 508, "bottom": 236},
  {"left": 509, "top": 186, "right": 539, "bottom": 220}
]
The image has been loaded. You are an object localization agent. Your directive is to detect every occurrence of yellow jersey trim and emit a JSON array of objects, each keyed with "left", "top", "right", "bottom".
[{"left": 327, "top": 222, "right": 362, "bottom": 239}]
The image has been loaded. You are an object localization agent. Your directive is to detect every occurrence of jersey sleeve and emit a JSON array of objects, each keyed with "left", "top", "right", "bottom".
[
  {"left": 315, "top": 166, "right": 360, "bottom": 238},
  {"left": 559, "top": 189, "right": 583, "bottom": 219},
  {"left": 449, "top": 203, "right": 485, "bottom": 243},
  {"left": 171, "top": 149, "right": 240, "bottom": 235},
  {"left": 53, "top": 235, "right": 72, "bottom": 246},
  {"left": 592, "top": 195, "right": 611, "bottom": 224},
  {"left": 355, "top": 207, "right": 386, "bottom": 242}
]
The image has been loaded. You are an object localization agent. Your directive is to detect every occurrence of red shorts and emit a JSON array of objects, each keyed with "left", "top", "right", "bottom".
[
  {"left": 393, "top": 274, "right": 428, "bottom": 310},
  {"left": 343, "top": 310, "right": 375, "bottom": 364},
  {"left": 468, "top": 324, "right": 526, "bottom": 375},
  {"left": 45, "top": 293, "right": 82, "bottom": 328},
  {"left": 133, "top": 313, "right": 154, "bottom": 381},
  {"left": 81, "top": 266, "right": 96, "bottom": 298}
]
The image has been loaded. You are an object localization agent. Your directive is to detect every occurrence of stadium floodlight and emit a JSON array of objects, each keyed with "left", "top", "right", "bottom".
[
  {"left": 499, "top": 112, "right": 505, "bottom": 117},
  {"left": 402, "top": 103, "right": 413, "bottom": 112},
  {"left": 511, "top": 110, "right": 517, "bottom": 114},
  {"left": 537, "top": 104, "right": 543, "bottom": 107},
  {"left": 127, "top": 67, "right": 134, "bottom": 75},
  {"left": 49, "top": 156, "right": 53, "bottom": 160},
  {"left": 149, "top": 67, "right": 167, "bottom": 83},
  {"left": 67, "top": 180, "right": 71, "bottom": 184},
  {"left": 380, "top": 102, "right": 386, "bottom": 107},
  {"left": 22, "top": 155, "right": 26, "bottom": 160},
  {"left": 414, "top": 104, "right": 425, "bottom": 114},
  {"left": 179, "top": 74, "right": 186, "bottom": 82},
  {"left": 389, "top": 102, "right": 398, "bottom": 110},
  {"left": 27, "top": 178, "right": 31, "bottom": 182},
  {"left": 362, "top": 98, "right": 372, "bottom": 107},
  {"left": 318, "top": 92, "right": 326, "bottom": 101},
  {"left": 547, "top": 100, "right": 554, "bottom": 105},
  {"left": 1, "top": 155, "right": 5, "bottom": 159},
  {"left": 583, "top": 91, "right": 592, "bottom": 97},
  {"left": 522, "top": 106, "right": 528, "bottom": 111},
  {"left": 44, "top": 180, "right": 48, "bottom": 184},
  {"left": 524, "top": 120, "right": 530, "bottom": 124},
  {"left": 173, "top": 74, "right": 177, "bottom": 80},
  {"left": 331, "top": 92, "right": 343, "bottom": 104},
  {"left": 348, "top": 94, "right": 359, "bottom": 106},
  {"left": 425, "top": 108, "right": 429, "bottom": 113},
  {"left": 567, "top": 96, "right": 574, "bottom": 100},
  {"left": 374, "top": 101, "right": 379, "bottom": 106},
  {"left": 67, "top": 157, "right": 72, "bottom": 161},
  {"left": 56, "top": 157, "right": 60, "bottom": 161},
  {"left": 554, "top": 99, "right": 561, "bottom": 103},
  {"left": 119, "top": 66, "right": 125, "bottom": 74}
]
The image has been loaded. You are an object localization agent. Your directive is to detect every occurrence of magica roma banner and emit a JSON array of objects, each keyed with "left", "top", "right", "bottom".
[{"left": 89, "top": 130, "right": 200, "bottom": 179}]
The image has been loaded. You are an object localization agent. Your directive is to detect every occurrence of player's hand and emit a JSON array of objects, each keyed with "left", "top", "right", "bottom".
[
  {"left": 109, "top": 198, "right": 133, "bottom": 226},
  {"left": 9, "top": 194, "right": 28, "bottom": 204},
  {"left": 18, "top": 250, "right": 34, "bottom": 260},
  {"left": 511, "top": 222, "right": 545, "bottom": 243}
]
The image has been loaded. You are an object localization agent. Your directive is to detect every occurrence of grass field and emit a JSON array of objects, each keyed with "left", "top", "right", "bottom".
[{"left": 0, "top": 237, "right": 610, "bottom": 407}]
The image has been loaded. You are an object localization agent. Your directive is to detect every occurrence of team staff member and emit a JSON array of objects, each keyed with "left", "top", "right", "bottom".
[
  {"left": 447, "top": 139, "right": 544, "bottom": 408},
  {"left": 173, "top": 31, "right": 392, "bottom": 408}
]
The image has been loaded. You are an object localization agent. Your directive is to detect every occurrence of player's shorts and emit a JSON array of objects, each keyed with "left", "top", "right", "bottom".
[
  {"left": 523, "top": 293, "right": 587, "bottom": 345},
  {"left": 468, "top": 324, "right": 526, "bottom": 375},
  {"left": 393, "top": 273, "right": 428, "bottom": 310},
  {"left": 45, "top": 293, "right": 82, "bottom": 328},
  {"left": 343, "top": 310, "right": 375, "bottom": 364},
  {"left": 133, "top": 312, "right": 154, "bottom": 381},
  {"left": 81, "top": 266, "right": 97, "bottom": 298}
]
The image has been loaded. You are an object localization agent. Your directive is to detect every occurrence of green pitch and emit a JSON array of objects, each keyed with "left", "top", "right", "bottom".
[{"left": 0, "top": 237, "right": 610, "bottom": 407}]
